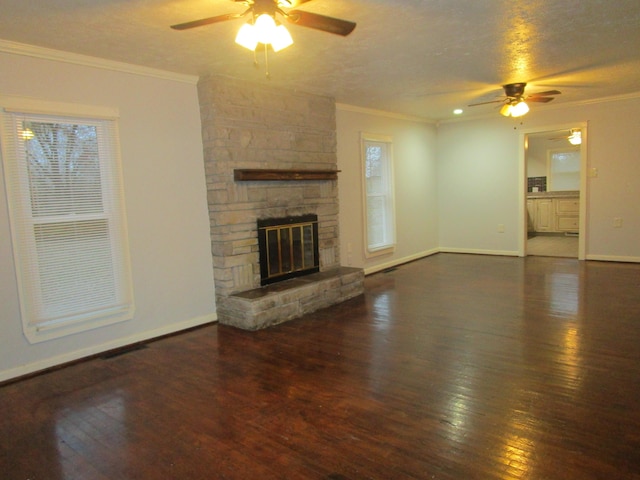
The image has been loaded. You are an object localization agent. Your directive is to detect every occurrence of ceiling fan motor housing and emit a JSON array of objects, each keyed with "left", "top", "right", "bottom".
[
  {"left": 253, "top": 0, "right": 278, "bottom": 16},
  {"left": 503, "top": 82, "right": 527, "bottom": 98}
]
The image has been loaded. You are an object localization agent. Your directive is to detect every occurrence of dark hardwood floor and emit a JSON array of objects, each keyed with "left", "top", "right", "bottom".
[{"left": 2, "top": 253, "right": 640, "bottom": 479}]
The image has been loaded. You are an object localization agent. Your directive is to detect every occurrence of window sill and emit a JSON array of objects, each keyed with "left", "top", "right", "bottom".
[
  {"left": 365, "top": 245, "right": 396, "bottom": 259},
  {"left": 24, "top": 306, "right": 134, "bottom": 344}
]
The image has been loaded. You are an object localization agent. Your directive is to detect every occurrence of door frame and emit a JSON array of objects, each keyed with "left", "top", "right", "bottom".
[{"left": 518, "top": 122, "right": 588, "bottom": 260}]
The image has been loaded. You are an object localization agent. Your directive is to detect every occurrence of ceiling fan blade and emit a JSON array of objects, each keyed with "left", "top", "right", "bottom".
[
  {"left": 468, "top": 99, "right": 504, "bottom": 107},
  {"left": 527, "top": 96, "right": 555, "bottom": 103},
  {"left": 286, "top": 10, "right": 356, "bottom": 36},
  {"left": 529, "top": 90, "right": 562, "bottom": 96},
  {"left": 171, "top": 13, "right": 242, "bottom": 30}
]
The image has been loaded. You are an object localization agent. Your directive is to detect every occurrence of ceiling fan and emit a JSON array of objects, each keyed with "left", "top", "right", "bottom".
[
  {"left": 171, "top": 0, "right": 355, "bottom": 76},
  {"left": 171, "top": 0, "right": 356, "bottom": 38},
  {"left": 469, "top": 83, "right": 561, "bottom": 117},
  {"left": 549, "top": 128, "right": 582, "bottom": 145}
]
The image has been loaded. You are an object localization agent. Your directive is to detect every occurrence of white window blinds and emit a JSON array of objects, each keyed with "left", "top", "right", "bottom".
[
  {"left": 1, "top": 105, "right": 134, "bottom": 342},
  {"left": 362, "top": 134, "right": 396, "bottom": 256}
]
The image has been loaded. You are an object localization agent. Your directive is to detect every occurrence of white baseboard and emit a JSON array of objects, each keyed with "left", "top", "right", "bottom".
[
  {"left": 0, "top": 313, "right": 218, "bottom": 383},
  {"left": 439, "top": 250, "right": 639, "bottom": 264},
  {"left": 438, "top": 247, "right": 520, "bottom": 257},
  {"left": 586, "top": 254, "right": 640, "bottom": 263},
  {"left": 363, "top": 248, "right": 524, "bottom": 276},
  {"left": 362, "top": 249, "right": 639, "bottom": 281},
  {"left": 364, "top": 249, "right": 439, "bottom": 275}
]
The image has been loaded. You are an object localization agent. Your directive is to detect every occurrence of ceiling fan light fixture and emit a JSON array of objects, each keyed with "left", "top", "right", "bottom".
[
  {"left": 254, "top": 13, "right": 277, "bottom": 44},
  {"left": 235, "top": 23, "right": 258, "bottom": 50},
  {"left": 270, "top": 24, "right": 293, "bottom": 52},
  {"left": 500, "top": 103, "right": 513, "bottom": 117},
  {"left": 568, "top": 129, "right": 582, "bottom": 145},
  {"left": 236, "top": 14, "right": 293, "bottom": 52},
  {"left": 510, "top": 100, "right": 529, "bottom": 117}
]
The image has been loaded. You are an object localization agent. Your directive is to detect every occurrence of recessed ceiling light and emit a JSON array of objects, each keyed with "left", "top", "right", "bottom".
[{"left": 453, "top": 109, "right": 463, "bottom": 115}]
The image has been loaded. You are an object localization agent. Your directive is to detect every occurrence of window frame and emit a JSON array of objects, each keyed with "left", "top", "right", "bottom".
[
  {"left": 0, "top": 96, "right": 134, "bottom": 343},
  {"left": 361, "top": 132, "right": 396, "bottom": 258}
]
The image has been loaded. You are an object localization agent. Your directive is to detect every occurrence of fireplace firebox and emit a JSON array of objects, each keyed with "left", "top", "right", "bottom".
[{"left": 257, "top": 214, "right": 320, "bottom": 286}]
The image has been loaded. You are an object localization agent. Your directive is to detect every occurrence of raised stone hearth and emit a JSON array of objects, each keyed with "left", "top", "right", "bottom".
[
  {"left": 197, "top": 75, "right": 364, "bottom": 330},
  {"left": 217, "top": 267, "right": 364, "bottom": 330}
]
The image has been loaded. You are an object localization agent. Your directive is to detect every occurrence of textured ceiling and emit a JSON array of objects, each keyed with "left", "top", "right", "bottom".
[{"left": 1, "top": 0, "right": 639, "bottom": 121}]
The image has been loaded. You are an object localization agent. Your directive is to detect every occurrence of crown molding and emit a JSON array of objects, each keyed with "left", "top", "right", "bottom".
[
  {"left": 336, "top": 103, "right": 434, "bottom": 124},
  {"left": 565, "top": 90, "right": 640, "bottom": 107},
  {"left": 0, "top": 39, "right": 198, "bottom": 85}
]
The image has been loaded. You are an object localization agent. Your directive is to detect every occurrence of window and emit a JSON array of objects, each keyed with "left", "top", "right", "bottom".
[
  {"left": 548, "top": 147, "right": 580, "bottom": 191},
  {"left": 1, "top": 98, "right": 134, "bottom": 342},
  {"left": 362, "top": 133, "right": 395, "bottom": 256}
]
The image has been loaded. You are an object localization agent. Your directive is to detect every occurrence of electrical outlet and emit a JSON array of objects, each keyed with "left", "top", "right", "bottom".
[
  {"left": 497, "top": 224, "right": 505, "bottom": 233},
  {"left": 589, "top": 167, "right": 599, "bottom": 178},
  {"left": 613, "top": 217, "right": 623, "bottom": 228}
]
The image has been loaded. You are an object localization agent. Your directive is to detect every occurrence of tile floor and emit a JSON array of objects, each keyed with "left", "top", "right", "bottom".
[{"left": 527, "top": 234, "right": 579, "bottom": 258}]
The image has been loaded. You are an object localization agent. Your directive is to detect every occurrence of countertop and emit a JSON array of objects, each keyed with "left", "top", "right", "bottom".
[{"left": 527, "top": 190, "right": 580, "bottom": 199}]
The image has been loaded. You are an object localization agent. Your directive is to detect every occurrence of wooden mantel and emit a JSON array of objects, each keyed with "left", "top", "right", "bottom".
[{"left": 234, "top": 169, "right": 340, "bottom": 181}]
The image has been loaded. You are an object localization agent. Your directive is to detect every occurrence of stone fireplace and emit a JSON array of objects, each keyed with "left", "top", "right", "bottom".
[{"left": 197, "top": 75, "right": 363, "bottom": 330}]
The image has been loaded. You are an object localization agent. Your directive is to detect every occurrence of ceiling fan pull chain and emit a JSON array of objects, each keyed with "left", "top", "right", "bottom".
[{"left": 264, "top": 44, "right": 271, "bottom": 79}]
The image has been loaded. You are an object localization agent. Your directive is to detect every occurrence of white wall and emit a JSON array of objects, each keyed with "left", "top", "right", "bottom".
[
  {"left": 437, "top": 96, "right": 640, "bottom": 261},
  {"left": 527, "top": 137, "right": 550, "bottom": 179},
  {"left": 527, "top": 150, "right": 546, "bottom": 179},
  {"left": 0, "top": 51, "right": 216, "bottom": 381},
  {"left": 437, "top": 116, "right": 522, "bottom": 255},
  {"left": 337, "top": 106, "right": 439, "bottom": 273}
]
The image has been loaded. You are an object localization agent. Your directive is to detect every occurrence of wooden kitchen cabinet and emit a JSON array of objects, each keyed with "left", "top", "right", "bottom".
[
  {"left": 535, "top": 199, "right": 554, "bottom": 232},
  {"left": 527, "top": 200, "right": 535, "bottom": 232},
  {"left": 527, "top": 195, "right": 579, "bottom": 233},
  {"left": 555, "top": 198, "right": 580, "bottom": 233}
]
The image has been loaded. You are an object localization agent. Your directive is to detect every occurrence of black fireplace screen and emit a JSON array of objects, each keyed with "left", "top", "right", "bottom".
[{"left": 257, "top": 214, "right": 319, "bottom": 286}]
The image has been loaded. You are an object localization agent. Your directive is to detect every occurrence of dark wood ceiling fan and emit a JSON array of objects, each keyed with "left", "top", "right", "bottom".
[
  {"left": 469, "top": 83, "right": 561, "bottom": 107},
  {"left": 468, "top": 83, "right": 561, "bottom": 117},
  {"left": 170, "top": 0, "right": 356, "bottom": 37}
]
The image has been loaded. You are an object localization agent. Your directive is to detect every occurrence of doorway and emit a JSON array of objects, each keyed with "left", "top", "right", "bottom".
[{"left": 519, "top": 124, "right": 587, "bottom": 259}]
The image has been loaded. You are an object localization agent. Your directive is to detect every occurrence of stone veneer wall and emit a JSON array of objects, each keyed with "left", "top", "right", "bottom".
[{"left": 197, "top": 75, "right": 341, "bottom": 305}]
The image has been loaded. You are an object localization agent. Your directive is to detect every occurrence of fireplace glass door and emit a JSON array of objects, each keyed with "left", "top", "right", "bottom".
[{"left": 258, "top": 215, "right": 319, "bottom": 285}]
